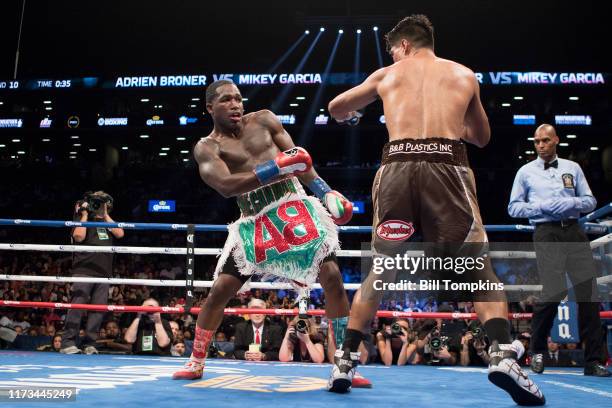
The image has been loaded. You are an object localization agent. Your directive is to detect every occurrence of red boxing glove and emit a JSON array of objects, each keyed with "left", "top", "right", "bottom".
[
  {"left": 254, "top": 147, "right": 313, "bottom": 184},
  {"left": 323, "top": 190, "right": 353, "bottom": 225}
]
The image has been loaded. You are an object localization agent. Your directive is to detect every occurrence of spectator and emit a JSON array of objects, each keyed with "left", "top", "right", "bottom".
[
  {"left": 544, "top": 337, "right": 574, "bottom": 367},
  {"left": 172, "top": 340, "right": 187, "bottom": 357},
  {"left": 233, "top": 298, "right": 282, "bottom": 361},
  {"left": 96, "top": 320, "right": 131, "bottom": 353},
  {"left": 124, "top": 298, "right": 174, "bottom": 355},
  {"left": 280, "top": 317, "right": 325, "bottom": 363},
  {"left": 38, "top": 334, "right": 62, "bottom": 352}
]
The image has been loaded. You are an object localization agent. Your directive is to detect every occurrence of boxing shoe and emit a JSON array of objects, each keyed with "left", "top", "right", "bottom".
[
  {"left": 530, "top": 353, "right": 544, "bottom": 374},
  {"left": 488, "top": 340, "right": 545, "bottom": 406},
  {"left": 583, "top": 362, "right": 611, "bottom": 377},
  {"left": 172, "top": 360, "right": 204, "bottom": 380},
  {"left": 327, "top": 349, "right": 360, "bottom": 393},
  {"left": 351, "top": 371, "right": 372, "bottom": 388},
  {"left": 59, "top": 346, "right": 82, "bottom": 354}
]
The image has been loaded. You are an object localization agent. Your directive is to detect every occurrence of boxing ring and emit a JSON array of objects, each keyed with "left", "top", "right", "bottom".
[
  {"left": 0, "top": 352, "right": 611, "bottom": 408},
  {"left": 0, "top": 203, "right": 611, "bottom": 408}
]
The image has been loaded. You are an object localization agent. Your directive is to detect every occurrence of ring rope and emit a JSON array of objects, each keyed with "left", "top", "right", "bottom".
[
  {"left": 1, "top": 218, "right": 610, "bottom": 235},
  {"left": 1, "top": 300, "right": 610, "bottom": 320}
]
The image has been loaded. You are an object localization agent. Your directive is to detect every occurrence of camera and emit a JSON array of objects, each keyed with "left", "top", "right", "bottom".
[
  {"left": 470, "top": 327, "right": 485, "bottom": 341},
  {"left": 428, "top": 327, "right": 449, "bottom": 352},
  {"left": 78, "top": 191, "right": 113, "bottom": 217},
  {"left": 391, "top": 322, "right": 404, "bottom": 337},
  {"left": 464, "top": 323, "right": 485, "bottom": 342},
  {"left": 208, "top": 342, "right": 225, "bottom": 358},
  {"left": 289, "top": 318, "right": 309, "bottom": 342}
]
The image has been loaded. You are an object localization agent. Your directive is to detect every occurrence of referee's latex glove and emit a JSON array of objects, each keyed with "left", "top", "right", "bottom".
[{"left": 546, "top": 197, "right": 578, "bottom": 216}]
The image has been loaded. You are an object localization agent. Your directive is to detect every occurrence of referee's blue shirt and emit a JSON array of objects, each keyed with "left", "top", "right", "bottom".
[{"left": 508, "top": 155, "right": 596, "bottom": 224}]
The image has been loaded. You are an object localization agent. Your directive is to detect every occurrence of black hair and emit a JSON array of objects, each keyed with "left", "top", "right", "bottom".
[
  {"left": 385, "top": 14, "right": 434, "bottom": 52},
  {"left": 205, "top": 79, "right": 235, "bottom": 104}
]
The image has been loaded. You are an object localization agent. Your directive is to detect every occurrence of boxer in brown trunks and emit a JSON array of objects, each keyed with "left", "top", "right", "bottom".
[{"left": 326, "top": 15, "right": 545, "bottom": 406}]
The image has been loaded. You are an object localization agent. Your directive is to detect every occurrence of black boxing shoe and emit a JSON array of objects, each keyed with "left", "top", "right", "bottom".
[
  {"left": 583, "top": 362, "right": 611, "bottom": 377},
  {"left": 530, "top": 353, "right": 545, "bottom": 374},
  {"left": 488, "top": 340, "right": 546, "bottom": 406},
  {"left": 327, "top": 349, "right": 360, "bottom": 393}
]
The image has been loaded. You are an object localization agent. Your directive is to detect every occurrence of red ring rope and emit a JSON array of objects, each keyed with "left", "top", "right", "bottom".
[{"left": 2, "top": 300, "right": 611, "bottom": 320}]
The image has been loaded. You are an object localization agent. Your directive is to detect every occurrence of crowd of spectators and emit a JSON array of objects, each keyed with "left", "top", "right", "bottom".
[{"left": 2, "top": 251, "right": 606, "bottom": 368}]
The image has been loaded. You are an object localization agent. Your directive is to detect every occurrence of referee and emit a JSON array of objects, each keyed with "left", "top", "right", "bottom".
[{"left": 508, "top": 123, "right": 610, "bottom": 377}]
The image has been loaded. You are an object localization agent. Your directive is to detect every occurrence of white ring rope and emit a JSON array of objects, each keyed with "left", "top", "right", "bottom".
[{"left": 1, "top": 234, "right": 609, "bottom": 292}]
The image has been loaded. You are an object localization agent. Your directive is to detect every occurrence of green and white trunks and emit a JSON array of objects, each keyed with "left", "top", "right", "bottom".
[{"left": 215, "top": 177, "right": 339, "bottom": 288}]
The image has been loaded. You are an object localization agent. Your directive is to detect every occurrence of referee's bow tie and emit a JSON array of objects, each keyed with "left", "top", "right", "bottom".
[{"left": 544, "top": 159, "right": 558, "bottom": 170}]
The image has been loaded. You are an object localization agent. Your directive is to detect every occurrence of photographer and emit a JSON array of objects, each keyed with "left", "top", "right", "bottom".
[
  {"left": 60, "top": 191, "right": 124, "bottom": 355},
  {"left": 459, "top": 323, "right": 490, "bottom": 366},
  {"left": 375, "top": 319, "right": 418, "bottom": 366},
  {"left": 279, "top": 316, "right": 325, "bottom": 363},
  {"left": 415, "top": 318, "right": 460, "bottom": 366},
  {"left": 124, "top": 298, "right": 174, "bottom": 355}
]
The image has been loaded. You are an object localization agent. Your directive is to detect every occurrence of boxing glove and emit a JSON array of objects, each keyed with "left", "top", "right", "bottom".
[
  {"left": 308, "top": 177, "right": 354, "bottom": 225},
  {"left": 254, "top": 147, "right": 313, "bottom": 184}
]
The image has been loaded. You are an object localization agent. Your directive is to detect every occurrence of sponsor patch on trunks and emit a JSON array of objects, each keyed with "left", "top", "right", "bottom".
[{"left": 376, "top": 220, "right": 415, "bottom": 241}]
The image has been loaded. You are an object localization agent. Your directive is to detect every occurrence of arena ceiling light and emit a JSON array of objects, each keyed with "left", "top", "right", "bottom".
[
  {"left": 181, "top": 150, "right": 189, "bottom": 154},
  {"left": 590, "top": 146, "right": 599, "bottom": 151},
  {"left": 191, "top": 98, "right": 200, "bottom": 101},
  {"left": 122, "top": 146, "right": 128, "bottom": 150},
  {"left": 566, "top": 134, "right": 577, "bottom": 139},
  {"left": 305, "top": 30, "right": 310, "bottom": 34},
  {"left": 373, "top": 26, "right": 379, "bottom": 31},
  {"left": 290, "top": 103, "right": 299, "bottom": 107},
  {"left": 140, "top": 98, "right": 150, "bottom": 102},
  {"left": 73, "top": 143, "right": 81, "bottom": 147},
  {"left": 140, "top": 134, "right": 149, "bottom": 139},
  {"left": 559, "top": 142, "right": 569, "bottom": 147},
  {"left": 183, "top": 158, "right": 189, "bottom": 162},
  {"left": 513, "top": 96, "right": 524, "bottom": 100},
  {"left": 71, "top": 135, "right": 79, "bottom": 139},
  {"left": 357, "top": 29, "right": 362, "bottom": 34},
  {"left": 320, "top": 108, "right": 324, "bottom": 111},
  {"left": 69, "top": 156, "right": 76, "bottom": 159},
  {"left": 45, "top": 107, "right": 52, "bottom": 111},
  {"left": 161, "top": 147, "right": 170, "bottom": 151},
  {"left": 17, "top": 151, "right": 25, "bottom": 155},
  {"left": 88, "top": 148, "right": 97, "bottom": 152},
  {"left": 11, "top": 139, "right": 20, "bottom": 142},
  {"left": 41, "top": 138, "right": 50, "bottom": 142},
  {"left": 159, "top": 152, "right": 167, "bottom": 156},
  {"left": 69, "top": 151, "right": 77, "bottom": 155},
  {"left": 242, "top": 98, "right": 248, "bottom": 101},
  {"left": 527, "top": 137, "right": 534, "bottom": 141},
  {"left": 0, "top": 144, "right": 5, "bottom": 148},
  {"left": 43, "top": 100, "right": 52, "bottom": 104},
  {"left": 0, "top": 101, "right": 4, "bottom": 105},
  {"left": 320, "top": 27, "right": 325, "bottom": 32},
  {"left": 189, "top": 104, "right": 197, "bottom": 108},
  {"left": 296, "top": 96, "right": 306, "bottom": 100},
  {"left": 501, "top": 103, "right": 511, "bottom": 107},
  {"left": 176, "top": 137, "right": 186, "bottom": 141},
  {"left": 338, "top": 29, "right": 344, "bottom": 34},
  {"left": 569, "top": 96, "right": 579, "bottom": 100}
]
